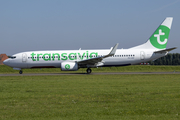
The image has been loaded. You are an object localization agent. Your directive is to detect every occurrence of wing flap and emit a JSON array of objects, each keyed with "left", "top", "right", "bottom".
[{"left": 78, "top": 57, "right": 103, "bottom": 65}]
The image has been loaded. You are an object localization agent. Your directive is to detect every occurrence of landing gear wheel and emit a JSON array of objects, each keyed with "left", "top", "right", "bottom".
[
  {"left": 86, "top": 68, "right": 92, "bottom": 74},
  {"left": 19, "top": 70, "right": 23, "bottom": 74}
]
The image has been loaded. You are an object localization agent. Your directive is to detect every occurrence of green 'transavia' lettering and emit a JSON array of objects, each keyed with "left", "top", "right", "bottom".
[
  {"left": 52, "top": 53, "right": 60, "bottom": 61},
  {"left": 69, "top": 53, "right": 77, "bottom": 60},
  {"left": 78, "top": 53, "right": 85, "bottom": 60},
  {"left": 31, "top": 53, "right": 36, "bottom": 61},
  {"left": 90, "top": 52, "right": 98, "bottom": 58},
  {"left": 43, "top": 53, "right": 51, "bottom": 61},
  {"left": 37, "top": 53, "right": 42, "bottom": 61},
  {"left": 30, "top": 51, "right": 98, "bottom": 61},
  {"left": 61, "top": 53, "right": 67, "bottom": 60}
]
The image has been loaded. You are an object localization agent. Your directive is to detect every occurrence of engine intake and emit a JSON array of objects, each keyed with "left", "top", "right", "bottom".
[{"left": 61, "top": 62, "right": 78, "bottom": 71}]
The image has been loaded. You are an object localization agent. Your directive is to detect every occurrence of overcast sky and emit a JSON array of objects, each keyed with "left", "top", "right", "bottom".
[{"left": 1, "top": 0, "right": 180, "bottom": 55}]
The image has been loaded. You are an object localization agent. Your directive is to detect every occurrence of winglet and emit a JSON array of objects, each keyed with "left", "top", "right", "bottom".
[{"left": 108, "top": 43, "right": 119, "bottom": 56}]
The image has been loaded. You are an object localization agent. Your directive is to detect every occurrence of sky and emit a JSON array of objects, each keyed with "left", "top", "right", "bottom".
[{"left": 0, "top": 0, "right": 180, "bottom": 55}]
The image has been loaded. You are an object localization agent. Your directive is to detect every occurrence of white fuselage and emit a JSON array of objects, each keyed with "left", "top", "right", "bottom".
[{"left": 4, "top": 48, "right": 166, "bottom": 69}]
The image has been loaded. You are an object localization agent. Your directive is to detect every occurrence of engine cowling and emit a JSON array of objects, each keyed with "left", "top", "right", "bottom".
[{"left": 61, "top": 62, "right": 78, "bottom": 71}]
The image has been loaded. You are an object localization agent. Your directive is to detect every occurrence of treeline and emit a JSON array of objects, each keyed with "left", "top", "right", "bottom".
[{"left": 149, "top": 53, "right": 180, "bottom": 65}]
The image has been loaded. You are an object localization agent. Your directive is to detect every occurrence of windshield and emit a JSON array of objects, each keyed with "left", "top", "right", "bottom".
[{"left": 10, "top": 56, "right": 16, "bottom": 59}]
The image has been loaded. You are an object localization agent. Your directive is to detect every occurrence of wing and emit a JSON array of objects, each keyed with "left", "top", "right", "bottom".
[{"left": 78, "top": 43, "right": 119, "bottom": 67}]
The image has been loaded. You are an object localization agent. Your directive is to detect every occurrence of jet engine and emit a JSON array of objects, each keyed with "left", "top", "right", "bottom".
[{"left": 61, "top": 62, "right": 78, "bottom": 71}]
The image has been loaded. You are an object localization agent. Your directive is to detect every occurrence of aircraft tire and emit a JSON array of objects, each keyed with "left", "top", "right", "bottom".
[
  {"left": 19, "top": 70, "right": 23, "bottom": 74},
  {"left": 86, "top": 68, "right": 92, "bottom": 74}
]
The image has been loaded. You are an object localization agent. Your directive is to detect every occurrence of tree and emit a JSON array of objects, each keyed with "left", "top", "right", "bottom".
[{"left": 150, "top": 53, "right": 180, "bottom": 65}]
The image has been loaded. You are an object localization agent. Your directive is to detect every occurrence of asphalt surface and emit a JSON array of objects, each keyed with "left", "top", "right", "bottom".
[{"left": 0, "top": 72, "right": 180, "bottom": 76}]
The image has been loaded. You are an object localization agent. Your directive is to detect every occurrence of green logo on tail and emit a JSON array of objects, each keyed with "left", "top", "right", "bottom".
[{"left": 150, "top": 25, "right": 170, "bottom": 49}]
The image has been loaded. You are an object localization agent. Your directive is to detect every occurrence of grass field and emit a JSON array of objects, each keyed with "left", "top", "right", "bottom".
[
  {"left": 1, "top": 74, "right": 180, "bottom": 120},
  {"left": 1, "top": 65, "right": 180, "bottom": 74}
]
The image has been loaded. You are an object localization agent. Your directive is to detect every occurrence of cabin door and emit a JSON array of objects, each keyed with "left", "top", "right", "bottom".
[
  {"left": 140, "top": 51, "right": 145, "bottom": 60},
  {"left": 22, "top": 53, "right": 27, "bottom": 62}
]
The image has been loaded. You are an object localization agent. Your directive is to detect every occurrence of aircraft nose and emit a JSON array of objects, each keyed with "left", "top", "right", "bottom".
[{"left": 3, "top": 59, "right": 10, "bottom": 66}]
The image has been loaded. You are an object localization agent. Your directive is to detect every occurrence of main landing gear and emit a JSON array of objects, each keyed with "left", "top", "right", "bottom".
[
  {"left": 86, "top": 68, "right": 92, "bottom": 74},
  {"left": 19, "top": 70, "right": 23, "bottom": 74}
]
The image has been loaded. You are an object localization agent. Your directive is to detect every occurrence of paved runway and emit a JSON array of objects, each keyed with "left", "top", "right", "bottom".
[{"left": 0, "top": 72, "right": 180, "bottom": 76}]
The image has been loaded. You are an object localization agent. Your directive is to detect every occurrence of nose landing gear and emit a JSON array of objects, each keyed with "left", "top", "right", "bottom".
[{"left": 19, "top": 70, "right": 23, "bottom": 74}]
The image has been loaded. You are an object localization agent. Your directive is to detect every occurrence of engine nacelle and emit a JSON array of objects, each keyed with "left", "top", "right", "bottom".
[{"left": 61, "top": 62, "right": 78, "bottom": 71}]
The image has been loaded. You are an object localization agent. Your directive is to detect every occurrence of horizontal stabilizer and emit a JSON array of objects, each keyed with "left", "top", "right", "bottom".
[{"left": 154, "top": 47, "right": 177, "bottom": 53}]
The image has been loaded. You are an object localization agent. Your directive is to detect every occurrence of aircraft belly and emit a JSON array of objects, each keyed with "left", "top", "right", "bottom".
[
  {"left": 27, "top": 61, "right": 61, "bottom": 68},
  {"left": 13, "top": 63, "right": 27, "bottom": 69},
  {"left": 9, "top": 59, "right": 28, "bottom": 69},
  {"left": 104, "top": 58, "right": 131, "bottom": 66}
]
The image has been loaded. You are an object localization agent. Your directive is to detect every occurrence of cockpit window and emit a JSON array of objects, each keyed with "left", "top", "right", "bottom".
[{"left": 10, "top": 56, "right": 16, "bottom": 59}]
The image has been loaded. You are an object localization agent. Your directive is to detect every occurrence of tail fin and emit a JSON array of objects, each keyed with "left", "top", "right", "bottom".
[{"left": 130, "top": 17, "right": 173, "bottom": 50}]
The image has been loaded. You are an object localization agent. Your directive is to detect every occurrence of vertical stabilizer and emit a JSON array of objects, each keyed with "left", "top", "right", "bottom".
[{"left": 130, "top": 17, "right": 173, "bottom": 50}]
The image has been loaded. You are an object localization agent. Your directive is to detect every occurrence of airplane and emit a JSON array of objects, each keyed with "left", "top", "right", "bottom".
[{"left": 3, "top": 17, "right": 176, "bottom": 74}]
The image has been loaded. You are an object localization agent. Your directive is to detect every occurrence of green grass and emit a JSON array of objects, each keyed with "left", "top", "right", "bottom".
[
  {"left": 1, "top": 65, "right": 180, "bottom": 74},
  {"left": 1, "top": 74, "right": 180, "bottom": 120}
]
